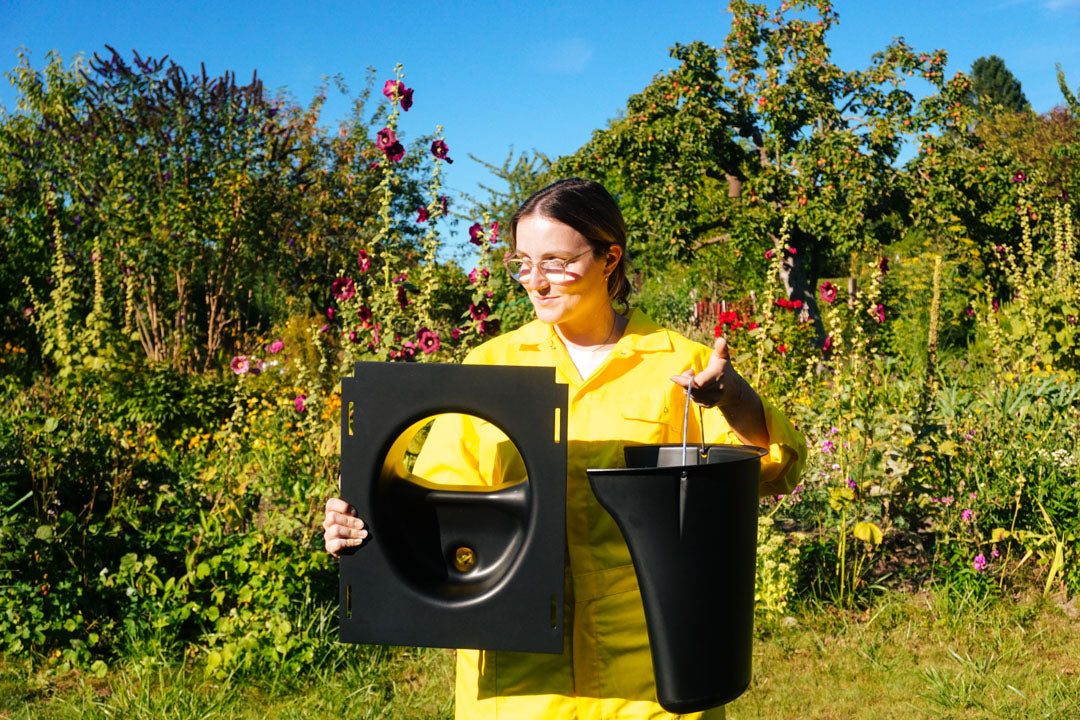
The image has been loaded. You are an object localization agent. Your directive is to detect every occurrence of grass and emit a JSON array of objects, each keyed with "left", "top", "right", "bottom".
[{"left": 2, "top": 589, "right": 1077, "bottom": 719}]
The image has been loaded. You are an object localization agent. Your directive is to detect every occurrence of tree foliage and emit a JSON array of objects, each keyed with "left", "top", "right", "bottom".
[{"left": 968, "top": 55, "right": 1030, "bottom": 114}]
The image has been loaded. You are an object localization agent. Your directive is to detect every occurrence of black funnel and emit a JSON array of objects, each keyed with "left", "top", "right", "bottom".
[
  {"left": 338, "top": 362, "right": 568, "bottom": 653},
  {"left": 587, "top": 444, "right": 766, "bottom": 714}
]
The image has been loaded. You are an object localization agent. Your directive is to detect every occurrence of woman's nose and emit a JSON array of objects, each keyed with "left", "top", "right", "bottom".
[{"left": 520, "top": 270, "right": 550, "bottom": 291}]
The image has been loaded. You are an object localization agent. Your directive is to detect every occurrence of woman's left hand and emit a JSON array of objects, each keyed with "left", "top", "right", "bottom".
[{"left": 670, "top": 336, "right": 740, "bottom": 408}]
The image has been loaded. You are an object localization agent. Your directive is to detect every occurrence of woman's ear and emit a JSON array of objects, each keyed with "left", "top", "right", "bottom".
[{"left": 604, "top": 245, "right": 623, "bottom": 277}]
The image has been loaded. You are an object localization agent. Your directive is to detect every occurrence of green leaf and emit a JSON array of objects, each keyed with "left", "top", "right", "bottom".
[
  {"left": 90, "top": 660, "right": 107, "bottom": 678},
  {"left": 43, "top": 417, "right": 59, "bottom": 433},
  {"left": 853, "top": 521, "right": 883, "bottom": 546},
  {"left": 34, "top": 525, "right": 53, "bottom": 541}
]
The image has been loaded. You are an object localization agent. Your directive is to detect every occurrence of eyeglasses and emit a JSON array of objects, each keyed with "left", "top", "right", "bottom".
[{"left": 503, "top": 249, "right": 594, "bottom": 285}]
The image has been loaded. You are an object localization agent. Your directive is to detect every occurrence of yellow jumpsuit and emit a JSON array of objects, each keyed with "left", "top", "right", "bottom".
[{"left": 413, "top": 309, "right": 806, "bottom": 720}]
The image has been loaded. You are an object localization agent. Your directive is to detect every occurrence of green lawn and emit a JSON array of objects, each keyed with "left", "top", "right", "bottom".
[{"left": 3, "top": 590, "right": 1077, "bottom": 719}]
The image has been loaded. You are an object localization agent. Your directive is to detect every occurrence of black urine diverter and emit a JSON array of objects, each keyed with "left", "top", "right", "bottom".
[
  {"left": 338, "top": 362, "right": 568, "bottom": 653},
  {"left": 587, "top": 443, "right": 767, "bottom": 714}
]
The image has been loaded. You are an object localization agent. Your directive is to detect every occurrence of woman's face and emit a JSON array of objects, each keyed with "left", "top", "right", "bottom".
[{"left": 512, "top": 214, "right": 621, "bottom": 331}]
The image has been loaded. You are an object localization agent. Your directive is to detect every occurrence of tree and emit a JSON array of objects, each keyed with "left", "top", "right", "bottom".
[
  {"left": 969, "top": 55, "right": 1030, "bottom": 113},
  {"left": 555, "top": 0, "right": 961, "bottom": 337}
]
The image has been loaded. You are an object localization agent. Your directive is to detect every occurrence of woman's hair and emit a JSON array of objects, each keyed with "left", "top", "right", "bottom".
[{"left": 509, "top": 177, "right": 632, "bottom": 308}]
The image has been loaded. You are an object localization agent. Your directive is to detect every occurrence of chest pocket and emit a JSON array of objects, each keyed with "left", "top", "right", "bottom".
[{"left": 618, "top": 390, "right": 682, "bottom": 446}]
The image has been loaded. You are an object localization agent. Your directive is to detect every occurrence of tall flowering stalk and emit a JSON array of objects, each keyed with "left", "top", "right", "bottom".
[{"left": 921, "top": 254, "right": 942, "bottom": 417}]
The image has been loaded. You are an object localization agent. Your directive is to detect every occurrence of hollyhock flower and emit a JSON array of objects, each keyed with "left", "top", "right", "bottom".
[
  {"left": 23, "top": 307, "right": 34, "bottom": 318},
  {"left": 489, "top": 221, "right": 499, "bottom": 242},
  {"left": 357, "top": 305, "right": 372, "bottom": 325},
  {"left": 451, "top": 327, "right": 463, "bottom": 341},
  {"left": 416, "top": 206, "right": 429, "bottom": 223},
  {"left": 973, "top": 554, "right": 987, "bottom": 571},
  {"left": 787, "top": 246, "right": 797, "bottom": 255},
  {"left": 348, "top": 331, "right": 358, "bottom": 342},
  {"left": 470, "top": 300, "right": 491, "bottom": 321},
  {"left": 765, "top": 249, "right": 775, "bottom": 259},
  {"left": 878, "top": 257, "right": 889, "bottom": 274},
  {"left": 358, "top": 249, "right": 371, "bottom": 272},
  {"left": 468, "top": 267, "right": 490, "bottom": 285},
  {"left": 418, "top": 327, "right": 440, "bottom": 354},
  {"left": 1012, "top": 171, "right": 1026, "bottom": 183},
  {"left": 748, "top": 322, "right": 759, "bottom": 330},
  {"left": 400, "top": 87, "right": 413, "bottom": 111},
  {"left": 820, "top": 281, "right": 837, "bottom": 304},
  {"left": 430, "top": 140, "right": 453, "bottom": 163},
  {"left": 231, "top": 356, "right": 250, "bottom": 375},
  {"left": 382, "top": 79, "right": 404, "bottom": 100},
  {"left": 396, "top": 286, "right": 410, "bottom": 308},
  {"left": 375, "top": 127, "right": 397, "bottom": 150},
  {"left": 393, "top": 272, "right": 408, "bottom": 283},
  {"left": 480, "top": 318, "right": 501, "bottom": 336},
  {"left": 293, "top": 395, "right": 307, "bottom": 413},
  {"left": 992, "top": 298, "right": 1000, "bottom": 313},
  {"left": 823, "top": 335, "right": 833, "bottom": 352},
  {"left": 331, "top": 277, "right": 355, "bottom": 300},
  {"left": 383, "top": 141, "right": 405, "bottom": 163},
  {"left": 440, "top": 195, "right": 449, "bottom": 214},
  {"left": 468, "top": 222, "right": 484, "bottom": 245},
  {"left": 964, "top": 307, "right": 974, "bottom": 317},
  {"left": 319, "top": 324, "right": 330, "bottom": 333},
  {"left": 367, "top": 161, "right": 380, "bottom": 171},
  {"left": 326, "top": 307, "right": 335, "bottom": 320},
  {"left": 267, "top": 340, "right": 284, "bottom": 354},
  {"left": 777, "top": 344, "right": 787, "bottom": 355},
  {"left": 874, "top": 304, "right": 885, "bottom": 322},
  {"left": 792, "top": 299, "right": 803, "bottom": 309}
]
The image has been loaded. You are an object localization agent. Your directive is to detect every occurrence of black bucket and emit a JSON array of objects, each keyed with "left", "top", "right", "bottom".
[{"left": 587, "top": 443, "right": 765, "bottom": 714}]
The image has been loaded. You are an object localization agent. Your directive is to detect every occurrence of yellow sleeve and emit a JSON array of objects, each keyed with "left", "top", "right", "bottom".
[
  {"left": 755, "top": 394, "right": 806, "bottom": 497},
  {"left": 411, "top": 413, "right": 488, "bottom": 487}
]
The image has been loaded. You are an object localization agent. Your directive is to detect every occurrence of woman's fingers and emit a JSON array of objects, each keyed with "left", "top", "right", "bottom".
[{"left": 323, "top": 496, "right": 368, "bottom": 557}]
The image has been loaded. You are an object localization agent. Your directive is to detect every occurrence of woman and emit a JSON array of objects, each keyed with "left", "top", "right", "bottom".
[{"left": 324, "top": 178, "right": 806, "bottom": 719}]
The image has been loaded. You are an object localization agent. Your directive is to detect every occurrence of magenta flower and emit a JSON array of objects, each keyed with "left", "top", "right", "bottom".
[
  {"left": 348, "top": 330, "right": 358, "bottom": 342},
  {"left": 358, "top": 249, "right": 371, "bottom": 272},
  {"left": 331, "top": 277, "right": 355, "bottom": 300},
  {"left": 400, "top": 87, "right": 413, "bottom": 111},
  {"left": 267, "top": 340, "right": 284, "bottom": 354},
  {"left": 396, "top": 286, "right": 410, "bottom": 308},
  {"left": 393, "top": 272, "right": 408, "bottom": 284},
  {"left": 23, "top": 307, "right": 34, "bottom": 318},
  {"left": 874, "top": 304, "right": 885, "bottom": 323},
  {"left": 384, "top": 141, "right": 405, "bottom": 163},
  {"left": 469, "top": 300, "right": 491, "bottom": 321},
  {"left": 823, "top": 335, "right": 833, "bottom": 353},
  {"left": 973, "top": 554, "right": 987, "bottom": 571},
  {"left": 787, "top": 246, "right": 797, "bottom": 255},
  {"left": 821, "top": 439, "right": 835, "bottom": 454},
  {"left": 319, "top": 324, "right": 330, "bottom": 333},
  {"left": 382, "top": 79, "right": 403, "bottom": 100},
  {"left": 991, "top": 547, "right": 1000, "bottom": 558},
  {"left": 367, "top": 161, "right": 380, "bottom": 171},
  {"left": 357, "top": 305, "right": 372, "bottom": 325},
  {"left": 293, "top": 395, "right": 307, "bottom": 413},
  {"left": 230, "top": 356, "right": 250, "bottom": 375},
  {"left": 417, "top": 206, "right": 429, "bottom": 223},
  {"left": 468, "top": 267, "right": 490, "bottom": 285},
  {"left": 1012, "top": 171, "right": 1026, "bottom": 183},
  {"left": 480, "top": 318, "right": 501, "bottom": 336},
  {"left": 326, "top": 306, "right": 335, "bottom": 320},
  {"left": 819, "top": 281, "right": 837, "bottom": 304},
  {"left": 489, "top": 221, "right": 499, "bottom": 243},
  {"left": 418, "top": 327, "right": 440, "bottom": 354},
  {"left": 961, "top": 509, "right": 974, "bottom": 522},
  {"left": 375, "top": 127, "right": 397, "bottom": 150},
  {"left": 468, "top": 222, "right": 484, "bottom": 245},
  {"left": 765, "top": 249, "right": 775, "bottom": 260},
  {"left": 878, "top": 256, "right": 890, "bottom": 274},
  {"left": 440, "top": 195, "right": 449, "bottom": 214},
  {"left": 430, "top": 140, "right": 453, "bottom": 163},
  {"left": 451, "top": 327, "right": 463, "bottom": 341}
]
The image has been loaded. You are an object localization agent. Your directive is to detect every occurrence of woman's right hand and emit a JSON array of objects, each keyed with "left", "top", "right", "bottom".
[{"left": 323, "top": 497, "right": 368, "bottom": 557}]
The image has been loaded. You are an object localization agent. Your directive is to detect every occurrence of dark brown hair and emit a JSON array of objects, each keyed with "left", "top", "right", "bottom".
[{"left": 509, "top": 177, "right": 632, "bottom": 308}]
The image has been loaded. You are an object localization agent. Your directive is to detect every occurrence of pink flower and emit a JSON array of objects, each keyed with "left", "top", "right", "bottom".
[
  {"left": 1012, "top": 171, "right": 1026, "bottom": 183},
  {"left": 489, "top": 221, "right": 499, "bottom": 242},
  {"left": 23, "top": 307, "right": 34, "bottom": 318},
  {"left": 358, "top": 249, "right": 371, "bottom": 272},
  {"left": 367, "top": 161, "right": 380, "bottom": 171},
  {"left": 991, "top": 547, "right": 1000, "bottom": 558},
  {"left": 468, "top": 222, "right": 484, "bottom": 245},
  {"left": 326, "top": 307, "right": 335, "bottom": 320},
  {"left": 382, "top": 79, "right": 403, "bottom": 100},
  {"left": 267, "top": 340, "right": 284, "bottom": 354},
  {"left": 874, "top": 304, "right": 885, "bottom": 323},
  {"left": 468, "top": 267, "right": 490, "bottom": 285},
  {"left": 765, "top": 249, "right": 775, "bottom": 259},
  {"left": 348, "top": 331, "right": 358, "bottom": 342},
  {"left": 417, "top": 206, "right": 429, "bottom": 223},
  {"left": 430, "top": 140, "right": 453, "bottom": 163},
  {"left": 819, "top": 281, "right": 837, "bottom": 304},
  {"left": 787, "top": 246, "right": 797, "bottom": 255},
  {"left": 440, "top": 195, "right": 449, "bottom": 214},
  {"left": 777, "top": 343, "right": 787, "bottom": 355},
  {"left": 331, "top": 277, "right": 355, "bottom": 300},
  {"left": 357, "top": 305, "right": 372, "bottom": 325},
  {"left": 451, "top": 327, "right": 463, "bottom": 341},
  {"left": 230, "top": 356, "right": 250, "bottom": 375},
  {"left": 375, "top": 127, "right": 397, "bottom": 151},
  {"left": 469, "top": 300, "right": 491, "bottom": 321},
  {"left": 393, "top": 272, "right": 408, "bottom": 283},
  {"left": 418, "top": 327, "right": 440, "bottom": 354},
  {"left": 961, "top": 509, "right": 974, "bottom": 522},
  {"left": 823, "top": 335, "right": 833, "bottom": 353},
  {"left": 319, "top": 324, "right": 329, "bottom": 333},
  {"left": 400, "top": 87, "right": 413, "bottom": 111},
  {"left": 293, "top": 395, "right": 307, "bottom": 413},
  {"left": 396, "top": 286, "right": 410, "bottom": 308},
  {"left": 383, "top": 141, "right": 405, "bottom": 163},
  {"left": 973, "top": 554, "right": 987, "bottom": 571}
]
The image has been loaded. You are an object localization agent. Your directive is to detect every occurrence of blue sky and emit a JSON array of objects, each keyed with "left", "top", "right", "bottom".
[{"left": 3, "top": 0, "right": 1078, "bottom": 251}]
